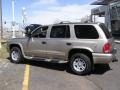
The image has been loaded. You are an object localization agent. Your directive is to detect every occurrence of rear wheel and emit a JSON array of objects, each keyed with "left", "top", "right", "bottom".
[
  {"left": 69, "top": 53, "right": 92, "bottom": 75},
  {"left": 10, "top": 47, "right": 24, "bottom": 63}
]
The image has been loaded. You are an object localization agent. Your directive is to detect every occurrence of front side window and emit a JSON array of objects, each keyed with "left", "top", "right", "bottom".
[
  {"left": 50, "top": 25, "right": 70, "bottom": 38},
  {"left": 74, "top": 25, "right": 99, "bottom": 39},
  {"left": 32, "top": 26, "right": 48, "bottom": 38}
]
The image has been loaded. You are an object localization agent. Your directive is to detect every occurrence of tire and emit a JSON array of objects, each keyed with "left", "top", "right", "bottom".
[
  {"left": 10, "top": 47, "right": 24, "bottom": 63},
  {"left": 69, "top": 53, "right": 92, "bottom": 75}
]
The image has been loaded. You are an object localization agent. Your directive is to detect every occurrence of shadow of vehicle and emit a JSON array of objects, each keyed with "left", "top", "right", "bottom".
[
  {"left": 7, "top": 57, "right": 111, "bottom": 75},
  {"left": 92, "top": 64, "right": 111, "bottom": 75},
  {"left": 24, "top": 60, "right": 67, "bottom": 71},
  {"left": 24, "top": 60, "right": 111, "bottom": 75}
]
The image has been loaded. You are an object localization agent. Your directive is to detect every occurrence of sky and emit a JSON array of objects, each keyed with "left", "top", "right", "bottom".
[{"left": 2, "top": 0, "right": 101, "bottom": 25}]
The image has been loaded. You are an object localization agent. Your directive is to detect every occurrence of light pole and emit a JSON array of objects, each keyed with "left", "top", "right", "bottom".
[
  {"left": 22, "top": 7, "right": 27, "bottom": 26},
  {"left": 12, "top": 0, "right": 15, "bottom": 38},
  {"left": 22, "top": 7, "right": 27, "bottom": 37},
  {"left": 0, "top": 0, "right": 3, "bottom": 49},
  {"left": 0, "top": 0, "right": 3, "bottom": 39}
]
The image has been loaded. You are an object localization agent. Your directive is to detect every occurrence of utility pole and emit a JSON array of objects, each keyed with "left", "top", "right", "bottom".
[
  {"left": 12, "top": 0, "right": 15, "bottom": 38},
  {"left": 0, "top": 0, "right": 3, "bottom": 49}
]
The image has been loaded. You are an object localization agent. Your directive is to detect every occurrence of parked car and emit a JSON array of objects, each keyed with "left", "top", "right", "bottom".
[{"left": 7, "top": 22, "right": 117, "bottom": 75}]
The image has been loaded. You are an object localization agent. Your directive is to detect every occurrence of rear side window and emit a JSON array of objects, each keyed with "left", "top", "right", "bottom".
[
  {"left": 99, "top": 24, "right": 112, "bottom": 39},
  {"left": 74, "top": 25, "right": 99, "bottom": 39}
]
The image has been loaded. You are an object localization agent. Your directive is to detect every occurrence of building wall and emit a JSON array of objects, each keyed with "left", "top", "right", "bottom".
[
  {"left": 91, "top": 5, "right": 112, "bottom": 31},
  {"left": 91, "top": 0, "right": 120, "bottom": 38},
  {"left": 105, "top": 5, "right": 112, "bottom": 32}
]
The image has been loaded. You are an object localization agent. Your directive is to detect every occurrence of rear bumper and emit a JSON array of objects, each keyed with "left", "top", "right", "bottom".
[{"left": 93, "top": 49, "right": 117, "bottom": 64}]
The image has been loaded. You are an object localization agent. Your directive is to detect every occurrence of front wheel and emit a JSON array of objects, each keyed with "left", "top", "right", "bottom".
[
  {"left": 10, "top": 47, "right": 24, "bottom": 63},
  {"left": 69, "top": 53, "right": 92, "bottom": 75}
]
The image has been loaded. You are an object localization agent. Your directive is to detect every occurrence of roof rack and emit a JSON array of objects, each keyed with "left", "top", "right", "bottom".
[
  {"left": 54, "top": 21, "right": 100, "bottom": 25},
  {"left": 55, "top": 20, "right": 92, "bottom": 24},
  {"left": 59, "top": 21, "right": 72, "bottom": 24}
]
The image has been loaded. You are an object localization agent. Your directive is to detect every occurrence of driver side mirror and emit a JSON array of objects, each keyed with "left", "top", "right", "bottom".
[
  {"left": 25, "top": 26, "right": 31, "bottom": 37},
  {"left": 25, "top": 28, "right": 32, "bottom": 37}
]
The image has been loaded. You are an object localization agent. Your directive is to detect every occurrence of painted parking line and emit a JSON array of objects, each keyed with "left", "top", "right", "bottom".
[{"left": 22, "top": 65, "right": 30, "bottom": 90}]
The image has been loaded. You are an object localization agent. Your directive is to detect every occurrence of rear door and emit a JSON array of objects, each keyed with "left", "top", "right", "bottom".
[{"left": 46, "top": 25, "right": 71, "bottom": 60}]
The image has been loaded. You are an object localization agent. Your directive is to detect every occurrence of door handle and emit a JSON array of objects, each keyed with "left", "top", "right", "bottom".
[
  {"left": 42, "top": 41, "right": 46, "bottom": 44},
  {"left": 66, "top": 42, "right": 72, "bottom": 46}
]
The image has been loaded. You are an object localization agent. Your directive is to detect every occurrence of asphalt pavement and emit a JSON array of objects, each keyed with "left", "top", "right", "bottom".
[{"left": 0, "top": 59, "right": 25, "bottom": 90}]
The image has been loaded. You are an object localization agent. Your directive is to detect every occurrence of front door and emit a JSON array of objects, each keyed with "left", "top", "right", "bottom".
[{"left": 25, "top": 26, "right": 48, "bottom": 58}]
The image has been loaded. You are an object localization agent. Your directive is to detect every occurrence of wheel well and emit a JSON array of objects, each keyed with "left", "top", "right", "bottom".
[
  {"left": 9, "top": 44, "right": 21, "bottom": 51},
  {"left": 68, "top": 49, "right": 93, "bottom": 64}
]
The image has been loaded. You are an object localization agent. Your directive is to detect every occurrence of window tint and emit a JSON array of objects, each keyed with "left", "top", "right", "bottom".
[
  {"left": 32, "top": 26, "right": 48, "bottom": 38},
  {"left": 50, "top": 25, "right": 70, "bottom": 38},
  {"left": 74, "top": 25, "right": 99, "bottom": 39},
  {"left": 99, "top": 23, "right": 112, "bottom": 39}
]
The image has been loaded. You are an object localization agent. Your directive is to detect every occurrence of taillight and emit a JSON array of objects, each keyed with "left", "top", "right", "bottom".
[{"left": 103, "top": 43, "right": 110, "bottom": 53}]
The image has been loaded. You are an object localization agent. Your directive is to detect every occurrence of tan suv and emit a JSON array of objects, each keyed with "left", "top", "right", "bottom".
[{"left": 7, "top": 22, "right": 117, "bottom": 75}]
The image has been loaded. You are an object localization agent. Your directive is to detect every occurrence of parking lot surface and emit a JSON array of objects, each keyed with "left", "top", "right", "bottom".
[
  {"left": 0, "top": 43, "right": 120, "bottom": 90},
  {"left": 0, "top": 59, "right": 25, "bottom": 90}
]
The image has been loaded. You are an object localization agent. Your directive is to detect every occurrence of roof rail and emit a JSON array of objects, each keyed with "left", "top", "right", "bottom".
[{"left": 59, "top": 21, "right": 71, "bottom": 24}]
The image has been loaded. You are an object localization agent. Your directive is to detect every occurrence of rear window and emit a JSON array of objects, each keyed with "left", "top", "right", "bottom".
[
  {"left": 74, "top": 25, "right": 99, "bottom": 39},
  {"left": 99, "top": 24, "right": 112, "bottom": 39}
]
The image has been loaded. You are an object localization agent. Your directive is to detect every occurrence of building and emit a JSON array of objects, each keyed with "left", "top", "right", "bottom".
[{"left": 91, "top": 0, "right": 120, "bottom": 39}]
